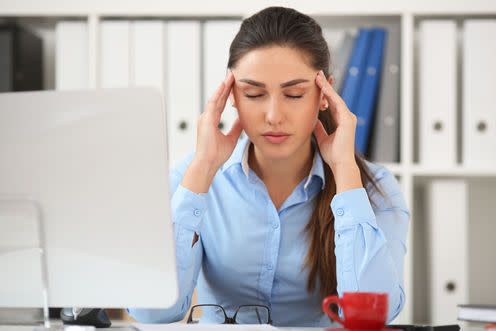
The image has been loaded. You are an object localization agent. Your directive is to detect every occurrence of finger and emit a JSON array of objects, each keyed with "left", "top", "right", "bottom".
[
  {"left": 313, "top": 119, "right": 328, "bottom": 146},
  {"left": 207, "top": 81, "right": 226, "bottom": 110},
  {"left": 216, "top": 70, "right": 235, "bottom": 111},
  {"left": 315, "top": 71, "right": 348, "bottom": 125},
  {"left": 315, "top": 71, "right": 344, "bottom": 110},
  {"left": 226, "top": 117, "right": 243, "bottom": 143}
]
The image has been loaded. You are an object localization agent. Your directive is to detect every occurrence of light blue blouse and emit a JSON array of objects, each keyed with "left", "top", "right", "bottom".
[{"left": 127, "top": 136, "right": 410, "bottom": 327}]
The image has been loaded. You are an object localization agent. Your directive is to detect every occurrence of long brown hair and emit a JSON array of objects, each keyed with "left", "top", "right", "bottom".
[{"left": 227, "top": 6, "right": 386, "bottom": 301}]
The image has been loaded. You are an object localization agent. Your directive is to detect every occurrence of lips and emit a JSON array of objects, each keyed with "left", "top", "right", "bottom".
[
  {"left": 262, "top": 131, "right": 289, "bottom": 136},
  {"left": 262, "top": 132, "right": 290, "bottom": 144}
]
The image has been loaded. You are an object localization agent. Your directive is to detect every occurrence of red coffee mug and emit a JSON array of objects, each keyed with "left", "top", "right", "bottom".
[{"left": 322, "top": 292, "right": 388, "bottom": 330}]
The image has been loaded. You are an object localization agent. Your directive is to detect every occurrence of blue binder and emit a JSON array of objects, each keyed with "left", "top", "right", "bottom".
[
  {"left": 340, "top": 28, "right": 373, "bottom": 113},
  {"left": 354, "top": 28, "right": 387, "bottom": 155}
]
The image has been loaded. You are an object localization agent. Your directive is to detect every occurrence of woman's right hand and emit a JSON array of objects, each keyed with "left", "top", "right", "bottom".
[
  {"left": 180, "top": 69, "right": 243, "bottom": 194},
  {"left": 194, "top": 69, "right": 242, "bottom": 170}
]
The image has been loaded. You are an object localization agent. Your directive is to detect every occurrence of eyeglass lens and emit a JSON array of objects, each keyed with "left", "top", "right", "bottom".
[
  {"left": 189, "top": 305, "right": 270, "bottom": 324},
  {"left": 190, "top": 305, "right": 226, "bottom": 324},
  {"left": 235, "top": 305, "right": 270, "bottom": 324}
]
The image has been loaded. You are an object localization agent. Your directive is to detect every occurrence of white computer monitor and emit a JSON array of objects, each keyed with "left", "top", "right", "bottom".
[{"left": 0, "top": 87, "right": 178, "bottom": 309}]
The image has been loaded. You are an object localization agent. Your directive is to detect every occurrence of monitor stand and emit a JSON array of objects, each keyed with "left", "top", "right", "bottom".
[{"left": 0, "top": 198, "right": 50, "bottom": 328}]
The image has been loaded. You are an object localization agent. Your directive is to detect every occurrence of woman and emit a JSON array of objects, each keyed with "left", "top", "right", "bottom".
[{"left": 128, "top": 6, "right": 409, "bottom": 327}]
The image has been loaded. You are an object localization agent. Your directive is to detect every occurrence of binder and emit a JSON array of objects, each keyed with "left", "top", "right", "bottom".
[
  {"left": 203, "top": 20, "right": 242, "bottom": 134},
  {"left": 0, "top": 23, "right": 43, "bottom": 92},
  {"left": 322, "top": 28, "right": 345, "bottom": 91},
  {"left": 353, "top": 28, "right": 386, "bottom": 155},
  {"left": 166, "top": 21, "right": 201, "bottom": 168},
  {"left": 55, "top": 21, "right": 88, "bottom": 90},
  {"left": 0, "top": 28, "right": 13, "bottom": 91},
  {"left": 101, "top": 21, "right": 130, "bottom": 88},
  {"left": 132, "top": 21, "right": 180, "bottom": 167},
  {"left": 340, "top": 28, "right": 372, "bottom": 113},
  {"left": 131, "top": 21, "right": 166, "bottom": 91},
  {"left": 369, "top": 22, "right": 401, "bottom": 163},
  {"left": 426, "top": 179, "right": 468, "bottom": 325},
  {"left": 323, "top": 28, "right": 357, "bottom": 93},
  {"left": 462, "top": 20, "right": 496, "bottom": 167},
  {"left": 418, "top": 21, "right": 457, "bottom": 166}
]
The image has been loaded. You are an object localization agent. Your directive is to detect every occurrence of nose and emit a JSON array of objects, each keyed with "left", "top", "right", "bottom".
[{"left": 266, "top": 97, "right": 284, "bottom": 126}]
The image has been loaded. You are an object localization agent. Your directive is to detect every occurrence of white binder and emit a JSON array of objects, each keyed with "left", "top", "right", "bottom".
[
  {"left": 131, "top": 21, "right": 166, "bottom": 91},
  {"left": 203, "top": 20, "right": 242, "bottom": 134},
  {"left": 166, "top": 21, "right": 201, "bottom": 168},
  {"left": 462, "top": 20, "right": 496, "bottom": 167},
  {"left": 426, "top": 179, "right": 468, "bottom": 325},
  {"left": 101, "top": 21, "right": 130, "bottom": 88},
  {"left": 132, "top": 21, "right": 180, "bottom": 168},
  {"left": 55, "top": 21, "right": 88, "bottom": 90},
  {"left": 418, "top": 21, "right": 457, "bottom": 166}
]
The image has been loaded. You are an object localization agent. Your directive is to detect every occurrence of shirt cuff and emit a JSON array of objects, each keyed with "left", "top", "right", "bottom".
[
  {"left": 330, "top": 187, "right": 377, "bottom": 231},
  {"left": 171, "top": 184, "right": 208, "bottom": 232}
]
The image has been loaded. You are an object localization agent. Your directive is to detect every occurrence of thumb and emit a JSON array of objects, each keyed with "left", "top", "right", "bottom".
[
  {"left": 226, "top": 118, "right": 243, "bottom": 144},
  {"left": 313, "top": 119, "right": 327, "bottom": 146}
]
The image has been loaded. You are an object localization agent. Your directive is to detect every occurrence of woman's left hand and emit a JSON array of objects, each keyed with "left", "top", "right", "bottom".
[{"left": 313, "top": 70, "right": 358, "bottom": 171}]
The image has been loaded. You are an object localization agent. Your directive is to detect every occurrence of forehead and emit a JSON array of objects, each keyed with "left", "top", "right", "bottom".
[{"left": 233, "top": 46, "right": 315, "bottom": 84}]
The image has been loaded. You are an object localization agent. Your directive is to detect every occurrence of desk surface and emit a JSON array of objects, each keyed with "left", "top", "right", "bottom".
[
  {"left": 0, "top": 327, "right": 323, "bottom": 331},
  {"left": 0, "top": 320, "right": 324, "bottom": 331},
  {"left": 0, "top": 322, "right": 487, "bottom": 331}
]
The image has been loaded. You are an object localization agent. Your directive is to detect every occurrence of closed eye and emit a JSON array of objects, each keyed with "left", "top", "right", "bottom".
[{"left": 244, "top": 94, "right": 303, "bottom": 99}]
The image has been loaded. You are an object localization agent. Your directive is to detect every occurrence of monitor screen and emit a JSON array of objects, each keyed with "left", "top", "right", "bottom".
[{"left": 0, "top": 87, "right": 178, "bottom": 309}]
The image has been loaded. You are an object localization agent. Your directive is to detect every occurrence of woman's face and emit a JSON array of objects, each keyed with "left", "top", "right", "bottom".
[{"left": 230, "top": 46, "right": 328, "bottom": 161}]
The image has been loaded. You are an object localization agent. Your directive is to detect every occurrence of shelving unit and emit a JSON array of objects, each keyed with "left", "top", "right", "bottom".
[{"left": 1, "top": 0, "right": 495, "bottom": 325}]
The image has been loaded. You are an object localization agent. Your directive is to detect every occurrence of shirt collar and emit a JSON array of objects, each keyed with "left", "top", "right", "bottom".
[{"left": 222, "top": 135, "right": 325, "bottom": 191}]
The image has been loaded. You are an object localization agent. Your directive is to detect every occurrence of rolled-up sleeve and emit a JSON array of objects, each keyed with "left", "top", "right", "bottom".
[
  {"left": 127, "top": 161, "right": 208, "bottom": 323},
  {"left": 331, "top": 169, "right": 410, "bottom": 322}
]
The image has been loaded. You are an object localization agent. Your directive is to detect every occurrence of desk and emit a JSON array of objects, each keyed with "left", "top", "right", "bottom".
[
  {"left": 0, "top": 320, "right": 324, "bottom": 331},
  {"left": 0, "top": 323, "right": 486, "bottom": 331}
]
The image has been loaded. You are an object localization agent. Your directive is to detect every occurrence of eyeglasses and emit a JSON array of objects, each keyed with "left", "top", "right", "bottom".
[{"left": 186, "top": 304, "right": 272, "bottom": 324}]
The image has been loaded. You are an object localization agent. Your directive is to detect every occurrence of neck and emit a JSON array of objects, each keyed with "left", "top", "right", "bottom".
[{"left": 249, "top": 138, "right": 314, "bottom": 188}]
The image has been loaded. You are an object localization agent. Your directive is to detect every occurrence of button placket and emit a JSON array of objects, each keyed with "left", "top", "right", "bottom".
[{"left": 258, "top": 203, "right": 281, "bottom": 303}]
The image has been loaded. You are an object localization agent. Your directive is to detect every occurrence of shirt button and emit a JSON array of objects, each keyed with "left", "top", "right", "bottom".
[
  {"left": 336, "top": 208, "right": 344, "bottom": 216},
  {"left": 193, "top": 209, "right": 201, "bottom": 217},
  {"left": 267, "top": 264, "right": 273, "bottom": 270},
  {"left": 273, "top": 222, "right": 279, "bottom": 229}
]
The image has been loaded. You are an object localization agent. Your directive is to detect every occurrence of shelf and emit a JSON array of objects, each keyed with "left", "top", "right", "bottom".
[
  {"left": 365, "top": 162, "right": 496, "bottom": 178},
  {"left": 1, "top": 0, "right": 496, "bottom": 17},
  {"left": 411, "top": 165, "right": 496, "bottom": 177}
]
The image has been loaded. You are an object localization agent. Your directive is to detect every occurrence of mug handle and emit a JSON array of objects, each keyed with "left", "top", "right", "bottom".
[{"left": 322, "top": 296, "right": 344, "bottom": 325}]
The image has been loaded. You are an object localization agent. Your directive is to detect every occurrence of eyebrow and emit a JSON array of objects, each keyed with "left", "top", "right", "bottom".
[{"left": 238, "top": 78, "right": 310, "bottom": 88}]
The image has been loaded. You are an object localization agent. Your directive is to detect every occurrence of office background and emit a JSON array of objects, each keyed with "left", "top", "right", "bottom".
[{"left": 1, "top": 0, "right": 495, "bottom": 326}]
